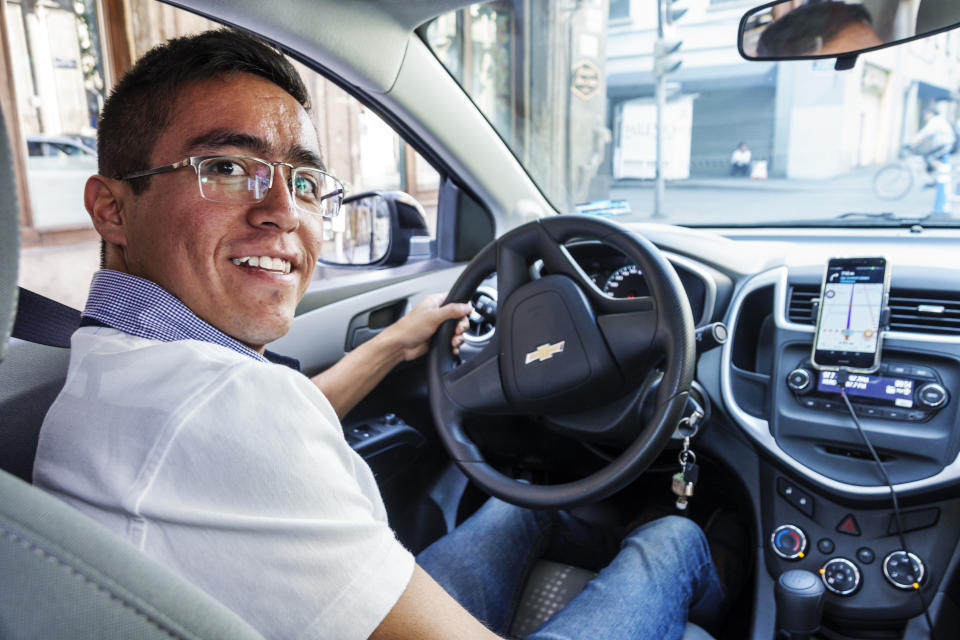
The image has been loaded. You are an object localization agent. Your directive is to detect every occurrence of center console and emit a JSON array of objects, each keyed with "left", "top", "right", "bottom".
[{"left": 721, "top": 265, "right": 960, "bottom": 632}]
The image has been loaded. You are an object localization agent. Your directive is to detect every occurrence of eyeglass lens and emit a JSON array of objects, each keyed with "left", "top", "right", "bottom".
[{"left": 196, "top": 156, "right": 342, "bottom": 218}]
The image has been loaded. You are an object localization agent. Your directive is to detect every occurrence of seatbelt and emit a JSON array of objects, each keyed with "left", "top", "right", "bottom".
[{"left": 11, "top": 288, "right": 81, "bottom": 348}]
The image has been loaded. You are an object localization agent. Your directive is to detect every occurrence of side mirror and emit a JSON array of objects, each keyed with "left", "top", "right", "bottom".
[
  {"left": 318, "top": 191, "right": 432, "bottom": 267},
  {"left": 739, "top": 0, "right": 960, "bottom": 66}
]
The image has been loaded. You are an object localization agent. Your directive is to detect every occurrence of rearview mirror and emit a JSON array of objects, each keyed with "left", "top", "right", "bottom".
[
  {"left": 318, "top": 191, "right": 431, "bottom": 267},
  {"left": 739, "top": 0, "right": 960, "bottom": 64}
]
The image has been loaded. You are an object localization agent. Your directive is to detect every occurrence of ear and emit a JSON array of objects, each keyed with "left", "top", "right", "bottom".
[{"left": 84, "top": 175, "right": 128, "bottom": 248}]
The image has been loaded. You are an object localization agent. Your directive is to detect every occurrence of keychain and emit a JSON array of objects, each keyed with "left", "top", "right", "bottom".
[{"left": 671, "top": 410, "right": 702, "bottom": 511}]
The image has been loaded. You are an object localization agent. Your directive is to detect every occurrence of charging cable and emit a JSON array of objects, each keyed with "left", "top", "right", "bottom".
[{"left": 836, "top": 370, "right": 937, "bottom": 639}]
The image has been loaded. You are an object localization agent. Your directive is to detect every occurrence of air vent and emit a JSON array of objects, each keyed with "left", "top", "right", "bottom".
[
  {"left": 787, "top": 285, "right": 820, "bottom": 324},
  {"left": 888, "top": 290, "right": 960, "bottom": 336},
  {"left": 787, "top": 285, "right": 960, "bottom": 336}
]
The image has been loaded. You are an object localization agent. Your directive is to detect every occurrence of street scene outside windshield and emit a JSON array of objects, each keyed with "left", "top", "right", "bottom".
[{"left": 424, "top": 0, "right": 960, "bottom": 225}]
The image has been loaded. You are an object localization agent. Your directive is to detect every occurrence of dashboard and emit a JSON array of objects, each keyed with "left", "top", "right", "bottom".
[
  {"left": 632, "top": 225, "right": 960, "bottom": 635},
  {"left": 453, "top": 224, "right": 960, "bottom": 636}
]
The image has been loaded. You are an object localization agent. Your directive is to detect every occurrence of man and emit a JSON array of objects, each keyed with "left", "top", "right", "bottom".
[
  {"left": 910, "top": 107, "right": 956, "bottom": 186},
  {"left": 33, "top": 29, "right": 722, "bottom": 640},
  {"left": 730, "top": 142, "right": 751, "bottom": 177},
  {"left": 757, "top": 2, "right": 883, "bottom": 57}
]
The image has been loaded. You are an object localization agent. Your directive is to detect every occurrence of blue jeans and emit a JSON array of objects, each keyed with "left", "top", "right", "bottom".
[{"left": 417, "top": 498, "right": 723, "bottom": 640}]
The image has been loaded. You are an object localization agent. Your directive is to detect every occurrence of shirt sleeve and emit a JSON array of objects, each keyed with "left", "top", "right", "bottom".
[{"left": 127, "top": 361, "right": 414, "bottom": 640}]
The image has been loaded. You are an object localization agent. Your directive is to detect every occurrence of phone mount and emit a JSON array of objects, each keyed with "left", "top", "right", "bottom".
[{"left": 809, "top": 299, "right": 890, "bottom": 330}]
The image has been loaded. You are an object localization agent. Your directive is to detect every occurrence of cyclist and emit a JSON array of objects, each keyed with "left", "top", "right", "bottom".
[{"left": 910, "top": 107, "right": 956, "bottom": 187}]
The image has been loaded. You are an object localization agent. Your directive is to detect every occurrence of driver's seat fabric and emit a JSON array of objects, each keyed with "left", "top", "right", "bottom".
[{"left": 0, "top": 107, "right": 264, "bottom": 639}]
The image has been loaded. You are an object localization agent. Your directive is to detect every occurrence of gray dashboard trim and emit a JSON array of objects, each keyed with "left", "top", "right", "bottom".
[
  {"left": 663, "top": 250, "right": 717, "bottom": 328},
  {"left": 721, "top": 266, "right": 960, "bottom": 497}
]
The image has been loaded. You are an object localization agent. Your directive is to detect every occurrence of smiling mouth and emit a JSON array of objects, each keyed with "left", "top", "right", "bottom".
[{"left": 231, "top": 256, "right": 292, "bottom": 274}]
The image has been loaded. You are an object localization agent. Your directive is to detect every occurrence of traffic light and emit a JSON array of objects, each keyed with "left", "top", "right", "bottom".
[
  {"left": 665, "top": 0, "right": 687, "bottom": 25},
  {"left": 654, "top": 37, "right": 682, "bottom": 77},
  {"left": 654, "top": 0, "right": 687, "bottom": 77}
]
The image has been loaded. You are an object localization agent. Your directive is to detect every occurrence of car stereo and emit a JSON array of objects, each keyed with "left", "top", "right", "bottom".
[{"left": 786, "top": 360, "right": 949, "bottom": 422}]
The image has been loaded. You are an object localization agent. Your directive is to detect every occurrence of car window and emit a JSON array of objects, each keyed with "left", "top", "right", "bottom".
[
  {"left": 10, "top": 2, "right": 440, "bottom": 309},
  {"left": 424, "top": 1, "right": 960, "bottom": 227}
]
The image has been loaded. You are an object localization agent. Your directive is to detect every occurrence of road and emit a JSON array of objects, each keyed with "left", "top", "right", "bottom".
[{"left": 605, "top": 165, "right": 958, "bottom": 225}]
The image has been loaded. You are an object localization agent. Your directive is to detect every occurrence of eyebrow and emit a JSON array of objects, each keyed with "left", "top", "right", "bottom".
[{"left": 183, "top": 129, "right": 326, "bottom": 171}]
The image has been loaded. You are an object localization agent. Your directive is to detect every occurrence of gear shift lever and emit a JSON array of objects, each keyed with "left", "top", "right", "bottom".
[{"left": 775, "top": 570, "right": 825, "bottom": 639}]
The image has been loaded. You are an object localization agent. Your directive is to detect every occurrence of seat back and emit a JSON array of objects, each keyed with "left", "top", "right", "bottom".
[
  {"left": 0, "top": 338, "right": 71, "bottom": 481},
  {"left": 0, "top": 288, "right": 79, "bottom": 481}
]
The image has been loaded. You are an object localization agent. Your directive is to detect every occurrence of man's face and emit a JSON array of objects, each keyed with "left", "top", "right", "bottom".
[{"left": 117, "top": 72, "right": 323, "bottom": 351}]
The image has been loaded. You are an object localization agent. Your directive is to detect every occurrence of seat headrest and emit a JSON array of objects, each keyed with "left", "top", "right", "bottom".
[{"left": 0, "top": 107, "right": 20, "bottom": 363}]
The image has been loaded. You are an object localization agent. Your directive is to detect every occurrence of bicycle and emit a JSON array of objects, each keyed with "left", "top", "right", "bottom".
[{"left": 872, "top": 146, "right": 926, "bottom": 200}]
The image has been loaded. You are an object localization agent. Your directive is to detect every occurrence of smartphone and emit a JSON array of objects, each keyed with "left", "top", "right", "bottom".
[{"left": 811, "top": 257, "right": 890, "bottom": 372}]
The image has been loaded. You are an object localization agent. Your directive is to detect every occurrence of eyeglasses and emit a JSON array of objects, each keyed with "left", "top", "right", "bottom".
[{"left": 117, "top": 155, "right": 345, "bottom": 219}]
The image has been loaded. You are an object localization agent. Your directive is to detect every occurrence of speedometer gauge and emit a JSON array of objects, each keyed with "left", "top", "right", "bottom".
[{"left": 603, "top": 265, "right": 649, "bottom": 298}]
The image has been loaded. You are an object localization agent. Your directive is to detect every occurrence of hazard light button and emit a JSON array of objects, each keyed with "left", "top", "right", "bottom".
[{"left": 836, "top": 514, "right": 861, "bottom": 536}]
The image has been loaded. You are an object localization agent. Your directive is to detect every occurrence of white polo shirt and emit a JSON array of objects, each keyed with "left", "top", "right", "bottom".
[{"left": 33, "top": 271, "right": 414, "bottom": 640}]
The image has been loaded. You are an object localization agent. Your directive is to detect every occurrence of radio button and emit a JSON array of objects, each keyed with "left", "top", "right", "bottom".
[
  {"left": 856, "top": 406, "right": 880, "bottom": 418},
  {"left": 787, "top": 368, "right": 813, "bottom": 393},
  {"left": 911, "top": 366, "right": 936, "bottom": 379},
  {"left": 917, "top": 383, "right": 947, "bottom": 409},
  {"left": 884, "top": 409, "right": 905, "bottom": 420},
  {"left": 889, "top": 364, "right": 910, "bottom": 376}
]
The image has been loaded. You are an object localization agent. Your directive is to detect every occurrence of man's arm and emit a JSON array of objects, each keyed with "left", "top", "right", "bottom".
[
  {"left": 312, "top": 294, "right": 471, "bottom": 418},
  {"left": 370, "top": 564, "right": 503, "bottom": 640}
]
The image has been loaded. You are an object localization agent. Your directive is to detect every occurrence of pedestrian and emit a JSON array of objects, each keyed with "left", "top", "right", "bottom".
[{"left": 730, "top": 142, "right": 751, "bottom": 177}]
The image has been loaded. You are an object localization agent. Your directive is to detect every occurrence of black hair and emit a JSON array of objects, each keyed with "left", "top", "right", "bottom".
[
  {"left": 757, "top": 1, "right": 875, "bottom": 57},
  {"left": 97, "top": 28, "right": 310, "bottom": 193}
]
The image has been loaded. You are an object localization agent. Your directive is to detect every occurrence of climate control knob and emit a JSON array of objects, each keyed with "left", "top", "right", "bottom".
[
  {"left": 917, "top": 383, "right": 947, "bottom": 409},
  {"left": 820, "top": 558, "right": 861, "bottom": 596},
  {"left": 786, "top": 368, "right": 813, "bottom": 394},
  {"left": 771, "top": 524, "right": 808, "bottom": 560},
  {"left": 883, "top": 551, "right": 925, "bottom": 590}
]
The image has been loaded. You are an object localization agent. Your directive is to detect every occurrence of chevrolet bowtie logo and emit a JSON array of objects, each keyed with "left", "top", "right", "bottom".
[{"left": 525, "top": 341, "right": 565, "bottom": 364}]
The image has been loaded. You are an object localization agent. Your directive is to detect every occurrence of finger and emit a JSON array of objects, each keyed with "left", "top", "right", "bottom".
[{"left": 437, "top": 302, "right": 472, "bottom": 321}]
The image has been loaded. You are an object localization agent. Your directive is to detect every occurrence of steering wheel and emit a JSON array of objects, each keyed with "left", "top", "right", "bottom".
[{"left": 428, "top": 215, "right": 695, "bottom": 509}]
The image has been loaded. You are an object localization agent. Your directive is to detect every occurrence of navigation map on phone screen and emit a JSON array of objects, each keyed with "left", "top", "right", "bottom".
[{"left": 815, "top": 260, "right": 885, "bottom": 359}]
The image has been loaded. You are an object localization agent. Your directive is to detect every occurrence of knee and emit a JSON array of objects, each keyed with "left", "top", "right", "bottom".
[{"left": 623, "top": 515, "right": 709, "bottom": 557}]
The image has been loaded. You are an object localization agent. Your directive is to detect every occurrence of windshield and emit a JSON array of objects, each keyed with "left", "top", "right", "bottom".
[{"left": 423, "top": 1, "right": 960, "bottom": 227}]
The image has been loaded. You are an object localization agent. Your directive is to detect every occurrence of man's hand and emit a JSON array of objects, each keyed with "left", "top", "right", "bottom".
[
  {"left": 312, "top": 293, "right": 472, "bottom": 418},
  {"left": 381, "top": 293, "right": 472, "bottom": 362}
]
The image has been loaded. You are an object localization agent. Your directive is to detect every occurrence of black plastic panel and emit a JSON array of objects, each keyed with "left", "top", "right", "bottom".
[
  {"left": 772, "top": 342, "right": 960, "bottom": 486},
  {"left": 760, "top": 462, "right": 960, "bottom": 624}
]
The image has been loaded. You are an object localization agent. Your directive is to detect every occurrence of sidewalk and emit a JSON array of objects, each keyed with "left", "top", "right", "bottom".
[{"left": 612, "top": 166, "right": 883, "bottom": 193}]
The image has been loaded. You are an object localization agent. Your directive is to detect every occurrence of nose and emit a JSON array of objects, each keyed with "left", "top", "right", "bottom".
[{"left": 247, "top": 165, "right": 300, "bottom": 232}]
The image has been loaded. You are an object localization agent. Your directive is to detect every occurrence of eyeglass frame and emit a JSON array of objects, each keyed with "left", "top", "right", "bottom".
[{"left": 115, "top": 154, "right": 346, "bottom": 218}]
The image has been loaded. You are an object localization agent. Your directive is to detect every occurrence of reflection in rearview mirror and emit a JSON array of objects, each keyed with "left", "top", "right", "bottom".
[
  {"left": 319, "top": 194, "right": 391, "bottom": 265},
  {"left": 740, "top": 0, "right": 960, "bottom": 61}
]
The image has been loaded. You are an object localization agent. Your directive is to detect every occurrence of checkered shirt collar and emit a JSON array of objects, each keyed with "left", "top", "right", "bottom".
[{"left": 82, "top": 269, "right": 270, "bottom": 363}]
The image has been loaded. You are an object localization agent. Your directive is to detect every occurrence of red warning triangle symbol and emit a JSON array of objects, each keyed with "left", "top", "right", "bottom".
[{"left": 838, "top": 515, "right": 860, "bottom": 535}]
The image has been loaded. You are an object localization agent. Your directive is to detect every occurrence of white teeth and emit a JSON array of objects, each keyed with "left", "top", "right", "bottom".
[{"left": 231, "top": 256, "right": 291, "bottom": 273}]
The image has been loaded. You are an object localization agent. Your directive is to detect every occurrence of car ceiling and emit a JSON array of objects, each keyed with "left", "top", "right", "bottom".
[{"left": 166, "top": 0, "right": 473, "bottom": 94}]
